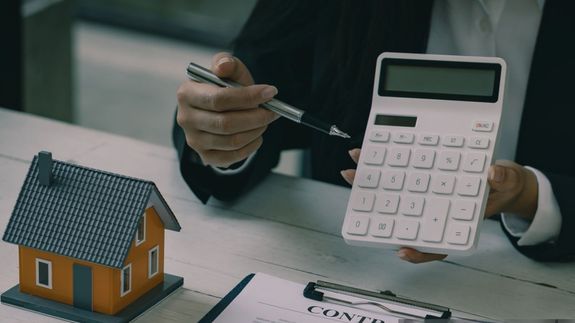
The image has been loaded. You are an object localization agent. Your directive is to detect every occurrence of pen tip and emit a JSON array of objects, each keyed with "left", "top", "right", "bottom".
[{"left": 330, "top": 126, "right": 351, "bottom": 139}]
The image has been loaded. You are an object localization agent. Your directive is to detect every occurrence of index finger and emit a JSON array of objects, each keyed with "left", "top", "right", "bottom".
[
  {"left": 211, "top": 53, "right": 254, "bottom": 86},
  {"left": 178, "top": 80, "right": 278, "bottom": 112}
]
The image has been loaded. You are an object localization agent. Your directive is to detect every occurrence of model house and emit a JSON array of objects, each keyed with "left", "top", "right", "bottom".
[{"left": 2, "top": 151, "right": 182, "bottom": 318}]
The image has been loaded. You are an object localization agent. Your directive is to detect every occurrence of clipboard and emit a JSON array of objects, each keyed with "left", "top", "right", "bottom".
[
  {"left": 304, "top": 280, "right": 451, "bottom": 319},
  {"left": 198, "top": 273, "right": 452, "bottom": 322}
]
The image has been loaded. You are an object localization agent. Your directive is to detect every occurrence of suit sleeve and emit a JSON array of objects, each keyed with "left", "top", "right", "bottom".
[
  {"left": 172, "top": 0, "right": 318, "bottom": 203},
  {"left": 501, "top": 171, "right": 575, "bottom": 262}
]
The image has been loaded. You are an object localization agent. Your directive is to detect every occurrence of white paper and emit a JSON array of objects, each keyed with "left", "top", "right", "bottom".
[{"left": 212, "top": 273, "right": 401, "bottom": 323}]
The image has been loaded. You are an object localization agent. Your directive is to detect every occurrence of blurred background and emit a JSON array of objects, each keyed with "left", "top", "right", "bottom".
[{"left": 1, "top": 0, "right": 302, "bottom": 176}]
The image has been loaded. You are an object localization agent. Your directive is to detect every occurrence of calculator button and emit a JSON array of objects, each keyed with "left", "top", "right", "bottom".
[
  {"left": 370, "top": 218, "right": 394, "bottom": 238},
  {"left": 369, "top": 130, "right": 390, "bottom": 142},
  {"left": 396, "top": 219, "right": 419, "bottom": 240},
  {"left": 457, "top": 176, "right": 481, "bottom": 197},
  {"left": 351, "top": 191, "right": 375, "bottom": 212},
  {"left": 412, "top": 149, "right": 435, "bottom": 169},
  {"left": 437, "top": 151, "right": 461, "bottom": 171},
  {"left": 392, "top": 132, "right": 414, "bottom": 144},
  {"left": 468, "top": 136, "right": 490, "bottom": 149},
  {"left": 418, "top": 134, "right": 439, "bottom": 146},
  {"left": 356, "top": 168, "right": 381, "bottom": 188},
  {"left": 451, "top": 200, "right": 476, "bottom": 221},
  {"left": 432, "top": 174, "right": 456, "bottom": 195},
  {"left": 387, "top": 147, "right": 411, "bottom": 167},
  {"left": 381, "top": 171, "right": 405, "bottom": 190},
  {"left": 401, "top": 196, "right": 425, "bottom": 216},
  {"left": 446, "top": 223, "right": 471, "bottom": 245},
  {"left": 346, "top": 214, "right": 370, "bottom": 236},
  {"left": 363, "top": 146, "right": 386, "bottom": 165},
  {"left": 443, "top": 135, "right": 464, "bottom": 147},
  {"left": 462, "top": 152, "right": 486, "bottom": 173},
  {"left": 472, "top": 121, "right": 493, "bottom": 132},
  {"left": 406, "top": 173, "right": 430, "bottom": 192},
  {"left": 421, "top": 198, "right": 450, "bottom": 242},
  {"left": 376, "top": 193, "right": 400, "bottom": 214}
]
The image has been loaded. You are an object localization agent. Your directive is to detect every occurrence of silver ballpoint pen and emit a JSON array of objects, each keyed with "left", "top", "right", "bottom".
[{"left": 186, "top": 62, "right": 351, "bottom": 139}]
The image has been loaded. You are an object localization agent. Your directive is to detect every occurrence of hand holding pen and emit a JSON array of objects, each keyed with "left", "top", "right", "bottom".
[
  {"left": 177, "top": 52, "right": 350, "bottom": 168},
  {"left": 176, "top": 53, "right": 283, "bottom": 168}
]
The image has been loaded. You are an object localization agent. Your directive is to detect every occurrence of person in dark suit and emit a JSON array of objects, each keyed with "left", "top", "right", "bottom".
[{"left": 173, "top": 0, "right": 574, "bottom": 263}]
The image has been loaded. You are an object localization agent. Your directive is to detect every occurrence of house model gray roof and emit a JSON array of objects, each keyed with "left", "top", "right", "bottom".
[{"left": 3, "top": 152, "right": 181, "bottom": 269}]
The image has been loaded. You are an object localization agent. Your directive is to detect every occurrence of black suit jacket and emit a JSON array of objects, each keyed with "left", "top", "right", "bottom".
[{"left": 173, "top": 0, "right": 575, "bottom": 261}]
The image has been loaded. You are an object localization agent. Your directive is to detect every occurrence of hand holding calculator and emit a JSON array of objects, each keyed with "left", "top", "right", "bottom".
[{"left": 342, "top": 52, "right": 506, "bottom": 255}]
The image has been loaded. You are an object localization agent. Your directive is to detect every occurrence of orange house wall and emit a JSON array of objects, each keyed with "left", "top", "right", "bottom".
[
  {"left": 19, "top": 247, "right": 115, "bottom": 313},
  {"left": 18, "top": 206, "right": 165, "bottom": 315},
  {"left": 110, "top": 206, "right": 165, "bottom": 314}
]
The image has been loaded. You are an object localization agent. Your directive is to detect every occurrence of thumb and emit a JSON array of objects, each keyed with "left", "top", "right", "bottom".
[
  {"left": 488, "top": 164, "right": 506, "bottom": 191},
  {"left": 211, "top": 52, "right": 254, "bottom": 86},
  {"left": 488, "top": 163, "right": 519, "bottom": 193}
]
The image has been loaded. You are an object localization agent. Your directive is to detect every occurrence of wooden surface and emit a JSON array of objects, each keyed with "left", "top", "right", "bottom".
[{"left": 0, "top": 107, "right": 574, "bottom": 322}]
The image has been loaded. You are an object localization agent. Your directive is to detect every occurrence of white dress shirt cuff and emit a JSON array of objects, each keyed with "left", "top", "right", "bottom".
[
  {"left": 501, "top": 166, "right": 562, "bottom": 246},
  {"left": 210, "top": 151, "right": 257, "bottom": 175}
]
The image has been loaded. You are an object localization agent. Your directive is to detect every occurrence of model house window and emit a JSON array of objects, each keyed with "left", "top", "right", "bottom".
[
  {"left": 35, "top": 258, "right": 52, "bottom": 289},
  {"left": 148, "top": 246, "right": 159, "bottom": 278},
  {"left": 121, "top": 264, "right": 131, "bottom": 296},
  {"left": 135, "top": 213, "right": 146, "bottom": 246}
]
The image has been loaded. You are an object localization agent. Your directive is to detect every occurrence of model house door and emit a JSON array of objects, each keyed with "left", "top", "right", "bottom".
[{"left": 73, "top": 264, "right": 92, "bottom": 311}]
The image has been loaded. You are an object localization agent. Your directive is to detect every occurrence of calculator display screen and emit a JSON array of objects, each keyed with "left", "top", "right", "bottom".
[
  {"left": 379, "top": 59, "right": 501, "bottom": 102},
  {"left": 374, "top": 115, "right": 417, "bottom": 127}
]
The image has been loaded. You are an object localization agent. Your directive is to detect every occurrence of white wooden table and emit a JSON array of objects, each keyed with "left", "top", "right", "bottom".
[{"left": 0, "top": 108, "right": 573, "bottom": 322}]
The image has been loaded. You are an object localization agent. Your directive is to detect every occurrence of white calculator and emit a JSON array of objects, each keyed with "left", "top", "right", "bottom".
[{"left": 342, "top": 52, "right": 506, "bottom": 254}]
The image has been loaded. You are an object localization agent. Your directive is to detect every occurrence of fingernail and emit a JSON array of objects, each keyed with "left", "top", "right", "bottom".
[
  {"left": 397, "top": 250, "right": 409, "bottom": 260},
  {"left": 340, "top": 169, "right": 351, "bottom": 179},
  {"left": 217, "top": 56, "right": 234, "bottom": 67},
  {"left": 261, "top": 86, "right": 278, "bottom": 99},
  {"left": 348, "top": 149, "right": 359, "bottom": 158},
  {"left": 491, "top": 166, "right": 505, "bottom": 183}
]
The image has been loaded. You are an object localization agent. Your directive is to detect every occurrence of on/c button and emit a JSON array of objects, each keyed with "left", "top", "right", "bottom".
[{"left": 472, "top": 121, "right": 493, "bottom": 132}]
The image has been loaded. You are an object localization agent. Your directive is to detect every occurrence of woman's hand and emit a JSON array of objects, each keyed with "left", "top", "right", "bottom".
[
  {"left": 341, "top": 149, "right": 538, "bottom": 263},
  {"left": 176, "top": 52, "right": 279, "bottom": 168}
]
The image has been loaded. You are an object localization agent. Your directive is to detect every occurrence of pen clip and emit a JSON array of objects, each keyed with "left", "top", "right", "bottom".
[
  {"left": 186, "top": 62, "right": 237, "bottom": 88},
  {"left": 303, "top": 281, "right": 451, "bottom": 319},
  {"left": 186, "top": 72, "right": 203, "bottom": 83}
]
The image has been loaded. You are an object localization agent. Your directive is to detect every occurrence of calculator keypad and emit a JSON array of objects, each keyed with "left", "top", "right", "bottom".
[{"left": 346, "top": 128, "right": 493, "bottom": 251}]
